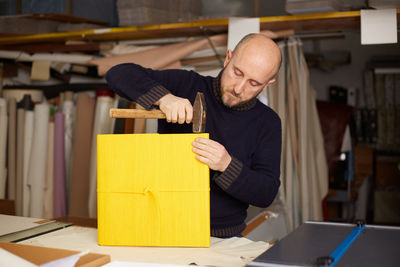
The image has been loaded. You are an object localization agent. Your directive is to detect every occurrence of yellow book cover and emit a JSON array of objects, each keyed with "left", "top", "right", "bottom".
[{"left": 97, "top": 133, "right": 210, "bottom": 247}]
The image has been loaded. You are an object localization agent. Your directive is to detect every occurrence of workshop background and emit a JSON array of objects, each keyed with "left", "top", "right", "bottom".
[{"left": 0, "top": 0, "right": 400, "bottom": 244}]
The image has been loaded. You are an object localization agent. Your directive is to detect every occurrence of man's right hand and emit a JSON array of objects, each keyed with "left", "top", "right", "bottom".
[{"left": 156, "top": 94, "right": 193, "bottom": 124}]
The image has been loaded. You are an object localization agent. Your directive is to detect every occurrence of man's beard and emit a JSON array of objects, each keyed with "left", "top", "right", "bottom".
[{"left": 220, "top": 87, "right": 254, "bottom": 108}]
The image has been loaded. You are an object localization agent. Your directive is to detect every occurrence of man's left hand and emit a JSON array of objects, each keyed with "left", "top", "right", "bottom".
[{"left": 192, "top": 138, "right": 231, "bottom": 172}]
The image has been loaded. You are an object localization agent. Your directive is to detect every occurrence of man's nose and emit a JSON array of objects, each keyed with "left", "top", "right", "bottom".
[{"left": 234, "top": 80, "right": 246, "bottom": 96}]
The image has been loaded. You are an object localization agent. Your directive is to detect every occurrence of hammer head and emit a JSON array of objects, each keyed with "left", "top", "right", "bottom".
[{"left": 192, "top": 92, "right": 206, "bottom": 133}]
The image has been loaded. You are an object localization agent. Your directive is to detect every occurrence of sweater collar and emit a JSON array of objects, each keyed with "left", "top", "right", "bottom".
[{"left": 212, "top": 70, "right": 257, "bottom": 111}]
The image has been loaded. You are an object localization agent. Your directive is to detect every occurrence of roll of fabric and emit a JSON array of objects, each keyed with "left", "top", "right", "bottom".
[
  {"left": 7, "top": 98, "right": 16, "bottom": 200},
  {"left": 62, "top": 92, "right": 75, "bottom": 209},
  {"left": 15, "top": 108, "right": 25, "bottom": 216},
  {"left": 43, "top": 119, "right": 54, "bottom": 219},
  {"left": 53, "top": 112, "right": 66, "bottom": 218},
  {"left": 22, "top": 110, "right": 34, "bottom": 217},
  {"left": 68, "top": 93, "right": 95, "bottom": 217},
  {"left": 27, "top": 103, "right": 49, "bottom": 218},
  {"left": 0, "top": 98, "right": 8, "bottom": 199},
  {"left": 88, "top": 95, "right": 114, "bottom": 218}
]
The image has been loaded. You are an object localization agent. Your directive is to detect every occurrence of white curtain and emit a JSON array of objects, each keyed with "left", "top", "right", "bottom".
[{"left": 263, "top": 38, "right": 328, "bottom": 231}]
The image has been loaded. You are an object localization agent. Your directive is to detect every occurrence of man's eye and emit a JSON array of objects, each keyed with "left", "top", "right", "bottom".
[
  {"left": 234, "top": 69, "right": 242, "bottom": 76},
  {"left": 250, "top": 81, "right": 259, "bottom": 87}
]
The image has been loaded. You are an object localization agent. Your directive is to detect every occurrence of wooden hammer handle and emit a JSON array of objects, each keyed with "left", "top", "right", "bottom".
[{"left": 109, "top": 108, "right": 166, "bottom": 119}]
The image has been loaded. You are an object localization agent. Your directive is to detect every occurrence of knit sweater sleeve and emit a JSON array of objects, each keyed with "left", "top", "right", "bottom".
[
  {"left": 105, "top": 63, "right": 191, "bottom": 109},
  {"left": 213, "top": 113, "right": 282, "bottom": 208}
]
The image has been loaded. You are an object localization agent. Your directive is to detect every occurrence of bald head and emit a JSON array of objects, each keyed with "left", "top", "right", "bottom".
[
  {"left": 219, "top": 33, "right": 282, "bottom": 108},
  {"left": 232, "top": 33, "right": 282, "bottom": 79}
]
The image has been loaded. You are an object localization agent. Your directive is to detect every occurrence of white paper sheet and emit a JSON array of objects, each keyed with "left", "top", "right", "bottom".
[
  {"left": 361, "top": 9, "right": 397, "bottom": 45},
  {"left": 228, "top": 17, "right": 260, "bottom": 50},
  {"left": 39, "top": 250, "right": 89, "bottom": 267}
]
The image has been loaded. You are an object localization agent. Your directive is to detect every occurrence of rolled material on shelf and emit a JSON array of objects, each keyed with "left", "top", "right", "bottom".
[
  {"left": 113, "top": 97, "right": 130, "bottom": 134},
  {"left": 133, "top": 103, "right": 146, "bottom": 133},
  {"left": 62, "top": 96, "right": 75, "bottom": 208},
  {"left": 69, "top": 93, "right": 95, "bottom": 217},
  {"left": 54, "top": 112, "right": 67, "bottom": 218},
  {"left": 109, "top": 97, "right": 118, "bottom": 134},
  {"left": 7, "top": 98, "right": 16, "bottom": 200},
  {"left": 88, "top": 96, "right": 114, "bottom": 218},
  {"left": 146, "top": 119, "right": 158, "bottom": 133},
  {"left": 22, "top": 110, "right": 34, "bottom": 217},
  {"left": 3, "top": 89, "right": 43, "bottom": 103},
  {"left": 43, "top": 120, "right": 54, "bottom": 219},
  {"left": 0, "top": 98, "right": 8, "bottom": 199},
  {"left": 27, "top": 103, "right": 49, "bottom": 218},
  {"left": 15, "top": 108, "right": 25, "bottom": 216}
]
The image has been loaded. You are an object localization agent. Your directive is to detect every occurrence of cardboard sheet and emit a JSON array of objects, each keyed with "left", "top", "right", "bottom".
[
  {"left": 69, "top": 93, "right": 95, "bottom": 217},
  {"left": 0, "top": 241, "right": 110, "bottom": 266},
  {"left": 97, "top": 133, "right": 210, "bottom": 247}
]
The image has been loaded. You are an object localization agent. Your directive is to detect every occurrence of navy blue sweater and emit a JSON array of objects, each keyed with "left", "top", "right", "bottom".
[{"left": 106, "top": 63, "right": 282, "bottom": 237}]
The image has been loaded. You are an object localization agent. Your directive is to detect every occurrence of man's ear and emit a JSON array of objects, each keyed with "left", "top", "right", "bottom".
[
  {"left": 266, "top": 78, "right": 276, "bottom": 86},
  {"left": 224, "top": 50, "right": 232, "bottom": 68}
]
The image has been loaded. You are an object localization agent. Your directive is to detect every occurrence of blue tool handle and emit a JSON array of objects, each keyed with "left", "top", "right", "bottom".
[{"left": 320, "top": 222, "right": 365, "bottom": 267}]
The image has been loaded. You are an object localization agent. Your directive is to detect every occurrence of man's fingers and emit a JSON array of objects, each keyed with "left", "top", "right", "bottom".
[
  {"left": 165, "top": 110, "right": 172, "bottom": 123},
  {"left": 171, "top": 107, "right": 178, "bottom": 123},
  {"left": 177, "top": 106, "right": 186, "bottom": 124},
  {"left": 195, "top": 154, "right": 210, "bottom": 165},
  {"left": 192, "top": 140, "right": 215, "bottom": 153},
  {"left": 159, "top": 94, "right": 194, "bottom": 124},
  {"left": 185, "top": 104, "right": 193, "bottom": 124},
  {"left": 192, "top": 146, "right": 214, "bottom": 159},
  {"left": 194, "top": 137, "right": 210, "bottom": 144}
]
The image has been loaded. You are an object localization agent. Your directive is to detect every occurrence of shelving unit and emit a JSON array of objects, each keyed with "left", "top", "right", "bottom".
[{"left": 1, "top": 10, "right": 399, "bottom": 45}]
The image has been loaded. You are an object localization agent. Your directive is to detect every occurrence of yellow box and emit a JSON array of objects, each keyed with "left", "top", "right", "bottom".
[{"left": 97, "top": 133, "right": 210, "bottom": 247}]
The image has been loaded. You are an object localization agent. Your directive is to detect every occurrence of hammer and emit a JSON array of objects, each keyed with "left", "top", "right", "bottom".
[{"left": 109, "top": 92, "right": 206, "bottom": 133}]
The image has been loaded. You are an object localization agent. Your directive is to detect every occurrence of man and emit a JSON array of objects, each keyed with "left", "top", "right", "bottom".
[{"left": 106, "top": 33, "right": 282, "bottom": 238}]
